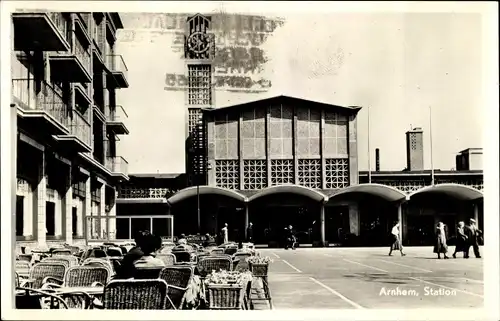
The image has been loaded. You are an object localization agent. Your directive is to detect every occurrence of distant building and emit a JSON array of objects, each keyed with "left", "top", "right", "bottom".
[
  {"left": 456, "top": 148, "right": 483, "bottom": 171},
  {"left": 405, "top": 127, "right": 424, "bottom": 171}
]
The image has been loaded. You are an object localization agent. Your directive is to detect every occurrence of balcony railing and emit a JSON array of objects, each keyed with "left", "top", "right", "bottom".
[
  {"left": 69, "top": 110, "right": 91, "bottom": 147},
  {"left": 12, "top": 78, "right": 68, "bottom": 128},
  {"left": 106, "top": 156, "right": 129, "bottom": 176},
  {"left": 107, "top": 54, "right": 128, "bottom": 75},
  {"left": 47, "top": 12, "right": 69, "bottom": 43},
  {"left": 118, "top": 187, "right": 178, "bottom": 199},
  {"left": 77, "top": 13, "right": 92, "bottom": 33},
  {"left": 74, "top": 38, "right": 91, "bottom": 74},
  {"left": 106, "top": 105, "right": 128, "bottom": 122}
]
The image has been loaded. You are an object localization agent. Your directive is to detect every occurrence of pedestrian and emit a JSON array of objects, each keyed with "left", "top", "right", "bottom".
[
  {"left": 452, "top": 221, "right": 468, "bottom": 258},
  {"left": 285, "top": 225, "right": 296, "bottom": 250},
  {"left": 221, "top": 223, "right": 229, "bottom": 244},
  {"left": 177, "top": 233, "right": 187, "bottom": 245},
  {"left": 433, "top": 222, "right": 449, "bottom": 259},
  {"left": 464, "top": 218, "right": 482, "bottom": 258},
  {"left": 388, "top": 221, "right": 405, "bottom": 256},
  {"left": 246, "top": 222, "right": 254, "bottom": 243}
]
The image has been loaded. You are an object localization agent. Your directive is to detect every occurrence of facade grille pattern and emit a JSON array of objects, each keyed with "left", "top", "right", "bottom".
[
  {"left": 380, "top": 180, "right": 426, "bottom": 194},
  {"left": 297, "top": 159, "right": 322, "bottom": 189},
  {"left": 435, "top": 178, "right": 484, "bottom": 191},
  {"left": 410, "top": 133, "right": 417, "bottom": 150},
  {"left": 243, "top": 160, "right": 267, "bottom": 190},
  {"left": 325, "top": 158, "right": 349, "bottom": 189},
  {"left": 270, "top": 159, "right": 294, "bottom": 185},
  {"left": 187, "top": 65, "right": 211, "bottom": 106},
  {"left": 188, "top": 108, "right": 203, "bottom": 134},
  {"left": 215, "top": 160, "right": 239, "bottom": 190}
]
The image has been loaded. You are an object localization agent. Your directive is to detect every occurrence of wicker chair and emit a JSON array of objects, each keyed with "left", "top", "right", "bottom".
[
  {"left": 156, "top": 253, "right": 176, "bottom": 266},
  {"left": 52, "top": 249, "right": 72, "bottom": 256},
  {"left": 172, "top": 251, "right": 192, "bottom": 264},
  {"left": 210, "top": 248, "right": 225, "bottom": 255},
  {"left": 82, "top": 258, "right": 114, "bottom": 274},
  {"left": 197, "top": 257, "right": 232, "bottom": 278},
  {"left": 42, "top": 256, "right": 79, "bottom": 268},
  {"left": 15, "top": 271, "right": 20, "bottom": 287},
  {"left": 159, "top": 266, "right": 193, "bottom": 309},
  {"left": 64, "top": 266, "right": 110, "bottom": 287},
  {"left": 134, "top": 266, "right": 164, "bottom": 279},
  {"left": 106, "top": 247, "right": 123, "bottom": 258},
  {"left": 224, "top": 247, "right": 238, "bottom": 256},
  {"left": 15, "top": 261, "right": 31, "bottom": 278},
  {"left": 232, "top": 253, "right": 252, "bottom": 272},
  {"left": 102, "top": 279, "right": 172, "bottom": 310},
  {"left": 27, "top": 262, "right": 67, "bottom": 289},
  {"left": 207, "top": 284, "right": 245, "bottom": 310}
]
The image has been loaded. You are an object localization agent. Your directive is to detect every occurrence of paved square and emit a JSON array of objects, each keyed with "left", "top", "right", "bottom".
[{"left": 259, "top": 247, "right": 483, "bottom": 309}]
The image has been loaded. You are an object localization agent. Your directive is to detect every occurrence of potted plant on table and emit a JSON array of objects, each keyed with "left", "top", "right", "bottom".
[
  {"left": 246, "top": 255, "right": 273, "bottom": 277},
  {"left": 204, "top": 270, "right": 247, "bottom": 309}
]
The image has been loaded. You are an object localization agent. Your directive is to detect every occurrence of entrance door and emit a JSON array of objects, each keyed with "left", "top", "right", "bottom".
[
  {"left": 46, "top": 202, "right": 55, "bottom": 236},
  {"left": 406, "top": 215, "right": 434, "bottom": 245},
  {"left": 325, "top": 206, "right": 349, "bottom": 243},
  {"left": 16, "top": 196, "right": 24, "bottom": 237}
]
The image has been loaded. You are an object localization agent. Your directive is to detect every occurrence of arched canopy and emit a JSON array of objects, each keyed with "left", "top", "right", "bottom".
[
  {"left": 248, "top": 184, "right": 328, "bottom": 203},
  {"left": 327, "top": 183, "right": 408, "bottom": 203},
  {"left": 408, "top": 183, "right": 483, "bottom": 201},
  {"left": 166, "top": 186, "right": 247, "bottom": 205}
]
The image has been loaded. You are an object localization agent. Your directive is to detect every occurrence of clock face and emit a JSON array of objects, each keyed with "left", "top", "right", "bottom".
[{"left": 187, "top": 32, "right": 210, "bottom": 54}]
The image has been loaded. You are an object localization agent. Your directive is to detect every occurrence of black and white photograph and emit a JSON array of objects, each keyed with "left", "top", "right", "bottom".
[{"left": 1, "top": 1, "right": 498, "bottom": 320}]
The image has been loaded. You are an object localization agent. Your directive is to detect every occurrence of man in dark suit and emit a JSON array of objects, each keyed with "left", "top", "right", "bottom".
[
  {"left": 464, "top": 218, "right": 482, "bottom": 258},
  {"left": 246, "top": 222, "right": 254, "bottom": 243}
]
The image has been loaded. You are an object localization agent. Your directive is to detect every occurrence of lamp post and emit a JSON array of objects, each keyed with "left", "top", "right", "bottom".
[{"left": 197, "top": 162, "right": 212, "bottom": 232}]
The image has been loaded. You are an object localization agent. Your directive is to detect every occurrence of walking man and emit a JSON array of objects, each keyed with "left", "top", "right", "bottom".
[
  {"left": 221, "top": 223, "right": 229, "bottom": 244},
  {"left": 388, "top": 221, "right": 406, "bottom": 256},
  {"left": 246, "top": 222, "right": 254, "bottom": 243},
  {"left": 464, "top": 218, "right": 482, "bottom": 258}
]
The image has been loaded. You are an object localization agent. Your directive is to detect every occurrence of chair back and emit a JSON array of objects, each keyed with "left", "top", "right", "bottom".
[
  {"left": 52, "top": 249, "right": 72, "bottom": 256},
  {"left": 15, "top": 261, "right": 31, "bottom": 277},
  {"left": 159, "top": 266, "right": 193, "bottom": 288},
  {"left": 197, "top": 257, "right": 232, "bottom": 277},
  {"left": 134, "top": 266, "right": 163, "bottom": 279},
  {"left": 103, "top": 279, "right": 169, "bottom": 310},
  {"left": 30, "top": 262, "right": 67, "bottom": 289},
  {"left": 64, "top": 266, "right": 110, "bottom": 287},
  {"left": 210, "top": 248, "right": 225, "bottom": 255},
  {"left": 172, "top": 251, "right": 192, "bottom": 264},
  {"left": 156, "top": 253, "right": 176, "bottom": 266},
  {"left": 224, "top": 246, "right": 238, "bottom": 256},
  {"left": 42, "top": 256, "right": 79, "bottom": 268},
  {"left": 15, "top": 271, "right": 20, "bottom": 287},
  {"left": 82, "top": 258, "right": 114, "bottom": 274},
  {"left": 106, "top": 247, "right": 123, "bottom": 258}
]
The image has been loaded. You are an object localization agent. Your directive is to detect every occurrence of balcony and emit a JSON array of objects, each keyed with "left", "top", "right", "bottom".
[
  {"left": 74, "top": 15, "right": 92, "bottom": 47},
  {"left": 12, "top": 12, "right": 70, "bottom": 51},
  {"left": 106, "top": 156, "right": 129, "bottom": 179},
  {"left": 106, "top": 55, "right": 129, "bottom": 88},
  {"left": 74, "top": 83, "right": 92, "bottom": 107},
  {"left": 53, "top": 110, "right": 92, "bottom": 153},
  {"left": 12, "top": 78, "right": 69, "bottom": 135},
  {"left": 49, "top": 39, "right": 92, "bottom": 83},
  {"left": 106, "top": 105, "right": 129, "bottom": 135}
]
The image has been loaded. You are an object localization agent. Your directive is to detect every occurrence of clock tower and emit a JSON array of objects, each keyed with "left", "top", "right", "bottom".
[{"left": 184, "top": 14, "right": 215, "bottom": 187}]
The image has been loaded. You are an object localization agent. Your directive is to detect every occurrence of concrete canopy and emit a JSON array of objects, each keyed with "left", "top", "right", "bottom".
[
  {"left": 166, "top": 186, "right": 247, "bottom": 205},
  {"left": 248, "top": 184, "right": 328, "bottom": 203},
  {"left": 327, "top": 183, "right": 408, "bottom": 203},
  {"left": 408, "top": 183, "right": 483, "bottom": 201}
]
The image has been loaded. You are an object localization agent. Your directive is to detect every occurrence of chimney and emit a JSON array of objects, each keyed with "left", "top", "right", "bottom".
[{"left": 375, "top": 148, "right": 380, "bottom": 172}]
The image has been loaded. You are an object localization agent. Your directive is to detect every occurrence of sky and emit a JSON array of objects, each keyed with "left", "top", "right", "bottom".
[{"left": 114, "top": 9, "right": 484, "bottom": 174}]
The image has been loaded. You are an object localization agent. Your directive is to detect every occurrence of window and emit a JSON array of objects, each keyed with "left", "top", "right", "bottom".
[
  {"left": 46, "top": 202, "right": 55, "bottom": 236},
  {"left": 324, "top": 112, "right": 348, "bottom": 157},
  {"left": 241, "top": 107, "right": 266, "bottom": 159},
  {"left": 215, "top": 160, "right": 239, "bottom": 189},
  {"left": 16, "top": 196, "right": 24, "bottom": 237},
  {"left": 243, "top": 160, "right": 267, "bottom": 190},
  {"left": 188, "top": 108, "right": 203, "bottom": 135},
  {"left": 298, "top": 159, "right": 321, "bottom": 189},
  {"left": 271, "top": 159, "right": 294, "bottom": 185},
  {"left": 269, "top": 105, "right": 293, "bottom": 158},
  {"left": 325, "top": 158, "right": 349, "bottom": 189},
  {"left": 72, "top": 207, "right": 78, "bottom": 236},
  {"left": 214, "top": 113, "right": 238, "bottom": 159},
  {"left": 188, "top": 64, "right": 211, "bottom": 106},
  {"left": 296, "top": 107, "right": 321, "bottom": 157}
]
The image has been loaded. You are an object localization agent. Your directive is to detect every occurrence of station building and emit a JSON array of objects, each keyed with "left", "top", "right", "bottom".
[
  {"left": 112, "top": 13, "right": 483, "bottom": 247},
  {"left": 11, "top": 12, "right": 130, "bottom": 251}
]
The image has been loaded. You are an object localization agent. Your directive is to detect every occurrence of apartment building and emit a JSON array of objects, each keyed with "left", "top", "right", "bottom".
[{"left": 12, "top": 11, "right": 129, "bottom": 250}]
